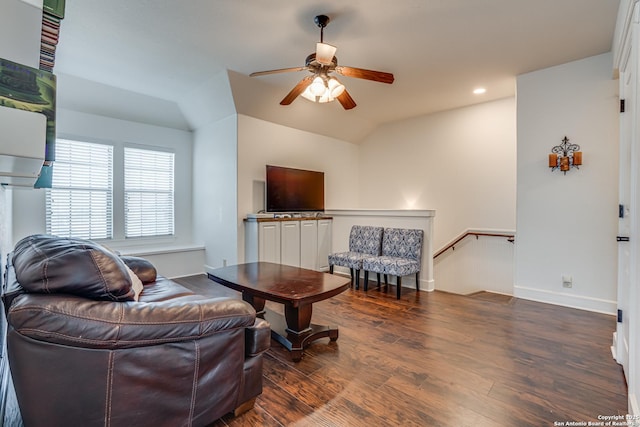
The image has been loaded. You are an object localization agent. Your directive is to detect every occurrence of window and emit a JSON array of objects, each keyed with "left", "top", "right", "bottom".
[
  {"left": 46, "top": 140, "right": 176, "bottom": 241},
  {"left": 46, "top": 139, "right": 113, "bottom": 239},
  {"left": 124, "top": 147, "right": 175, "bottom": 238}
]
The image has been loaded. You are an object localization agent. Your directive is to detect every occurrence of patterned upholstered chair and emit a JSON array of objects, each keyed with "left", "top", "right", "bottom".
[
  {"left": 328, "top": 225, "right": 384, "bottom": 289},
  {"left": 362, "top": 228, "right": 424, "bottom": 299}
]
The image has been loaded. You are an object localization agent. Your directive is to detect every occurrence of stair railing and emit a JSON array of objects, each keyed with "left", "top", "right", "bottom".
[{"left": 434, "top": 229, "right": 515, "bottom": 259}]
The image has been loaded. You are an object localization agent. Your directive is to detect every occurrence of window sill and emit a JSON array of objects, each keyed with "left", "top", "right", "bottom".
[{"left": 115, "top": 244, "right": 205, "bottom": 257}]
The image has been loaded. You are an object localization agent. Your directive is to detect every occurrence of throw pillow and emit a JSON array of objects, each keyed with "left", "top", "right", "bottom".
[
  {"left": 119, "top": 256, "right": 157, "bottom": 284},
  {"left": 12, "top": 234, "right": 135, "bottom": 301}
]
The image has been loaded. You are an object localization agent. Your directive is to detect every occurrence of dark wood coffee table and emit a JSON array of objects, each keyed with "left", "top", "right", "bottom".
[{"left": 207, "top": 262, "right": 351, "bottom": 362}]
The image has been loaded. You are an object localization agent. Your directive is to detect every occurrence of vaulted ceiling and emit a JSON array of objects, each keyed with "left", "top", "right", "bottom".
[{"left": 54, "top": 0, "right": 620, "bottom": 142}]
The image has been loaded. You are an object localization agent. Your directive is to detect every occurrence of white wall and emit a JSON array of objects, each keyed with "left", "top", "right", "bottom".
[
  {"left": 236, "top": 114, "right": 361, "bottom": 263},
  {"left": 194, "top": 114, "right": 239, "bottom": 272},
  {"left": 515, "top": 53, "right": 619, "bottom": 314},
  {"left": 358, "top": 97, "right": 517, "bottom": 250}
]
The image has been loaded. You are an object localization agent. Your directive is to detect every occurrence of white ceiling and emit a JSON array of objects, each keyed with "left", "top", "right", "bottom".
[{"left": 54, "top": 0, "right": 621, "bottom": 141}]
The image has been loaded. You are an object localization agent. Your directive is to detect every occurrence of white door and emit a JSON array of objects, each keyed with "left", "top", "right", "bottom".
[
  {"left": 616, "top": 4, "right": 640, "bottom": 414},
  {"left": 631, "top": 14, "right": 640, "bottom": 411},
  {"left": 617, "top": 56, "right": 633, "bottom": 378}
]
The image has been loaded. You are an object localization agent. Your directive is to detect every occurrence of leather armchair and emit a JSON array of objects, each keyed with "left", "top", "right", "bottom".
[{"left": 1, "top": 235, "right": 270, "bottom": 426}]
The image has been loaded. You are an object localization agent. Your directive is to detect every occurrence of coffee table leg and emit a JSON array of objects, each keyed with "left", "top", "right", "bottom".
[
  {"left": 284, "top": 304, "right": 312, "bottom": 334},
  {"left": 284, "top": 304, "right": 312, "bottom": 362},
  {"left": 243, "top": 293, "right": 266, "bottom": 316},
  {"left": 261, "top": 305, "right": 341, "bottom": 362}
]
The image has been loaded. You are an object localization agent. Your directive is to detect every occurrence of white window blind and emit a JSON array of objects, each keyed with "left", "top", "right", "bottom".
[
  {"left": 124, "top": 147, "right": 175, "bottom": 238},
  {"left": 46, "top": 139, "right": 113, "bottom": 239}
]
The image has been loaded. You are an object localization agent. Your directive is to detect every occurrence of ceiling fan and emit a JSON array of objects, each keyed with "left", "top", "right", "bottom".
[{"left": 250, "top": 14, "right": 394, "bottom": 110}]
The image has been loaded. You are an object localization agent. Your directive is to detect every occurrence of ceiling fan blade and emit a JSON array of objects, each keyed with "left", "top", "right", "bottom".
[
  {"left": 336, "top": 89, "right": 356, "bottom": 110},
  {"left": 280, "top": 75, "right": 314, "bottom": 105},
  {"left": 250, "top": 67, "right": 307, "bottom": 77},
  {"left": 335, "top": 66, "right": 394, "bottom": 84}
]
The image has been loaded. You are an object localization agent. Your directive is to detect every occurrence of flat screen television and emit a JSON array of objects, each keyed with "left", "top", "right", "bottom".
[{"left": 266, "top": 165, "right": 324, "bottom": 212}]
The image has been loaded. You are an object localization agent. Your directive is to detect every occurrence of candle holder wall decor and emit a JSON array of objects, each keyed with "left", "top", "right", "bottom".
[{"left": 548, "top": 136, "right": 582, "bottom": 175}]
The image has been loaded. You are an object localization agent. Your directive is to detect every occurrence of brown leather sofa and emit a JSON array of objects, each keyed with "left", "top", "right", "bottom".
[{"left": 1, "top": 234, "right": 270, "bottom": 427}]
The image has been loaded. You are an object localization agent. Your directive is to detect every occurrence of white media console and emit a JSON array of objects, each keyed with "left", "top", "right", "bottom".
[{"left": 244, "top": 216, "right": 332, "bottom": 272}]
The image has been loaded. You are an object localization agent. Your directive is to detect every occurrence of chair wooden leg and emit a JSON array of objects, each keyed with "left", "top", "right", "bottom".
[
  {"left": 384, "top": 274, "right": 388, "bottom": 285},
  {"left": 376, "top": 273, "right": 381, "bottom": 289},
  {"left": 349, "top": 268, "right": 354, "bottom": 287},
  {"left": 364, "top": 271, "right": 369, "bottom": 291},
  {"left": 396, "top": 276, "right": 402, "bottom": 299},
  {"left": 355, "top": 269, "right": 361, "bottom": 290},
  {"left": 329, "top": 265, "right": 334, "bottom": 274},
  {"left": 416, "top": 272, "right": 420, "bottom": 291}
]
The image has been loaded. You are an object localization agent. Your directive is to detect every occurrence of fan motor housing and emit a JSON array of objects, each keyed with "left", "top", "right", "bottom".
[{"left": 305, "top": 53, "right": 337, "bottom": 70}]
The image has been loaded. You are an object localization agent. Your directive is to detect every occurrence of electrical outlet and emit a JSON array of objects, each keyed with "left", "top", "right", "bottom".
[{"left": 562, "top": 275, "right": 572, "bottom": 288}]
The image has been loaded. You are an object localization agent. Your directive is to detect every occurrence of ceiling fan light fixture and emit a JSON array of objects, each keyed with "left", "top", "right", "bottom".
[
  {"left": 316, "top": 42, "right": 337, "bottom": 65},
  {"left": 310, "top": 76, "right": 326, "bottom": 96},
  {"left": 328, "top": 77, "right": 345, "bottom": 98},
  {"left": 301, "top": 77, "right": 340, "bottom": 104},
  {"left": 301, "top": 86, "right": 317, "bottom": 102},
  {"left": 318, "top": 91, "right": 333, "bottom": 103}
]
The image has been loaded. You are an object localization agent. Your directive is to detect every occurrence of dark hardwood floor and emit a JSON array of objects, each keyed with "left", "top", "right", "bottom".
[{"left": 175, "top": 275, "right": 628, "bottom": 427}]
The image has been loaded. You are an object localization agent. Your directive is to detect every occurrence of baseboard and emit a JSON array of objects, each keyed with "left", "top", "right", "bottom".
[
  {"left": 513, "top": 285, "right": 616, "bottom": 315},
  {"left": 204, "top": 264, "right": 218, "bottom": 275},
  {"left": 423, "top": 278, "right": 435, "bottom": 292}
]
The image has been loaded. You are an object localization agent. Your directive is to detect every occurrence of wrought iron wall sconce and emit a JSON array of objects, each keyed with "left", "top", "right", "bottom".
[{"left": 548, "top": 136, "right": 582, "bottom": 175}]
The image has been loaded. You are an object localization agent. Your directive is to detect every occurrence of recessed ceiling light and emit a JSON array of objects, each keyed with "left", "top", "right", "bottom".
[{"left": 473, "top": 88, "right": 486, "bottom": 95}]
